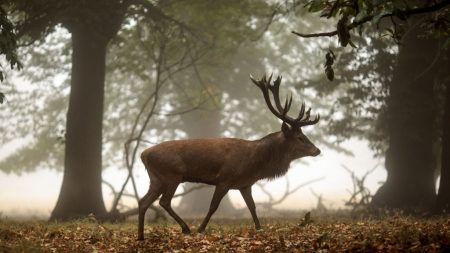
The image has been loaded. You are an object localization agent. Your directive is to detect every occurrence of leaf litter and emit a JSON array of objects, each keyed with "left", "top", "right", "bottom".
[{"left": 1, "top": 216, "right": 450, "bottom": 252}]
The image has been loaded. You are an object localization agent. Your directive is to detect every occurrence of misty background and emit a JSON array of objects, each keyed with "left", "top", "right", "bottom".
[{"left": 0, "top": 1, "right": 448, "bottom": 221}]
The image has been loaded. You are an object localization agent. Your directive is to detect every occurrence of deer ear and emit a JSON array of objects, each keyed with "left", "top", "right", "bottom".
[{"left": 281, "top": 122, "right": 291, "bottom": 137}]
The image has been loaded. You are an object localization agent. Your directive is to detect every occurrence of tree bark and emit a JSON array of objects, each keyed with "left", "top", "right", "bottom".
[
  {"left": 50, "top": 29, "right": 109, "bottom": 220},
  {"left": 372, "top": 20, "right": 439, "bottom": 210},
  {"left": 436, "top": 52, "right": 450, "bottom": 211}
]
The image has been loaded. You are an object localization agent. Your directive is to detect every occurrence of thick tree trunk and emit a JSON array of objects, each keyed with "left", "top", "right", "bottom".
[
  {"left": 176, "top": 109, "right": 236, "bottom": 217},
  {"left": 436, "top": 57, "right": 450, "bottom": 211},
  {"left": 50, "top": 30, "right": 109, "bottom": 220},
  {"left": 372, "top": 21, "right": 439, "bottom": 210}
]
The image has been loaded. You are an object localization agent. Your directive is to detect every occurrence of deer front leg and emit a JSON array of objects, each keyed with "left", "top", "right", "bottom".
[
  {"left": 197, "top": 185, "right": 228, "bottom": 233},
  {"left": 240, "top": 186, "right": 261, "bottom": 230}
]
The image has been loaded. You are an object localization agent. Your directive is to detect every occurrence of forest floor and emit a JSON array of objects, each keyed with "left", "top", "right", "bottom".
[{"left": 1, "top": 214, "right": 450, "bottom": 252}]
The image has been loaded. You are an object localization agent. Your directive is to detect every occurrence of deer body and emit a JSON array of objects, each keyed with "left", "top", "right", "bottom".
[
  {"left": 138, "top": 74, "right": 321, "bottom": 240},
  {"left": 141, "top": 132, "right": 311, "bottom": 190}
]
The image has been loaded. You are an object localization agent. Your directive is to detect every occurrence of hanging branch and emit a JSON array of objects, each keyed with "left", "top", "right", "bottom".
[{"left": 292, "top": 0, "right": 450, "bottom": 39}]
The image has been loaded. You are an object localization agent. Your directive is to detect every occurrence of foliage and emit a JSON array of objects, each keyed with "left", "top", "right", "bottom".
[
  {"left": 298, "top": 0, "right": 450, "bottom": 46},
  {"left": 0, "top": 29, "right": 69, "bottom": 174},
  {"left": 1, "top": 216, "right": 450, "bottom": 252},
  {"left": 0, "top": 5, "right": 22, "bottom": 103}
]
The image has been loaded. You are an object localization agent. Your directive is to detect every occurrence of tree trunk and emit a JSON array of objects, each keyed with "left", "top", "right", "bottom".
[
  {"left": 372, "top": 21, "right": 439, "bottom": 211},
  {"left": 176, "top": 108, "right": 236, "bottom": 217},
  {"left": 436, "top": 52, "right": 450, "bottom": 211},
  {"left": 50, "top": 29, "right": 109, "bottom": 220}
]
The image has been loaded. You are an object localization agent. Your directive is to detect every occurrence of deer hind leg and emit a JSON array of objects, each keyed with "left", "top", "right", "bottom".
[
  {"left": 138, "top": 182, "right": 163, "bottom": 240},
  {"left": 240, "top": 186, "right": 261, "bottom": 230},
  {"left": 159, "top": 183, "right": 191, "bottom": 234},
  {"left": 197, "top": 185, "right": 229, "bottom": 233}
]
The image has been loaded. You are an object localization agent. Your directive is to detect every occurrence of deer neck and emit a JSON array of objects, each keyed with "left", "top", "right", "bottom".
[{"left": 254, "top": 132, "right": 293, "bottom": 180}]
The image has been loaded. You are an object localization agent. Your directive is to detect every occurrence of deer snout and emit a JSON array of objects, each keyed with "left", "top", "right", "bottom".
[{"left": 312, "top": 147, "right": 321, "bottom": 157}]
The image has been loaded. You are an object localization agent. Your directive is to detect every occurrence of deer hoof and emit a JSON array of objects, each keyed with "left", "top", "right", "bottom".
[
  {"left": 137, "top": 236, "right": 144, "bottom": 241},
  {"left": 182, "top": 227, "right": 191, "bottom": 234},
  {"left": 197, "top": 227, "right": 205, "bottom": 233}
]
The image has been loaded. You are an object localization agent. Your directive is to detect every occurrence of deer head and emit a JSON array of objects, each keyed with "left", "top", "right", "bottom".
[{"left": 250, "top": 74, "right": 321, "bottom": 159}]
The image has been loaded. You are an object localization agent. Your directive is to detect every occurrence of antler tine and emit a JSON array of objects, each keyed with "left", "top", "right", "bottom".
[
  {"left": 268, "top": 76, "right": 286, "bottom": 113},
  {"left": 288, "top": 93, "right": 293, "bottom": 112},
  {"left": 299, "top": 114, "right": 320, "bottom": 127},
  {"left": 297, "top": 102, "right": 305, "bottom": 121},
  {"left": 283, "top": 93, "right": 293, "bottom": 116},
  {"left": 267, "top": 73, "right": 273, "bottom": 85},
  {"left": 250, "top": 75, "right": 262, "bottom": 89},
  {"left": 303, "top": 108, "right": 311, "bottom": 121},
  {"left": 314, "top": 114, "right": 320, "bottom": 123},
  {"left": 274, "top": 75, "right": 282, "bottom": 86}
]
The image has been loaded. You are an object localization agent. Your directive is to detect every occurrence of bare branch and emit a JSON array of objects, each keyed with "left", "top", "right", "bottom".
[
  {"left": 110, "top": 42, "right": 166, "bottom": 212},
  {"left": 342, "top": 163, "right": 379, "bottom": 210},
  {"left": 272, "top": 176, "right": 325, "bottom": 205},
  {"left": 109, "top": 32, "right": 212, "bottom": 213},
  {"left": 256, "top": 182, "right": 275, "bottom": 203},
  {"left": 102, "top": 179, "right": 118, "bottom": 197},
  {"left": 256, "top": 176, "right": 325, "bottom": 208},
  {"left": 154, "top": 99, "right": 209, "bottom": 116}
]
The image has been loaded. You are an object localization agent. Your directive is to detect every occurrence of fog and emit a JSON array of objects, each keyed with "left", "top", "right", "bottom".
[{"left": 0, "top": 1, "right": 448, "bottom": 224}]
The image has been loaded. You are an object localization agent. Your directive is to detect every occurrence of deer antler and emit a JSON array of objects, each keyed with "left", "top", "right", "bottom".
[{"left": 250, "top": 74, "right": 320, "bottom": 128}]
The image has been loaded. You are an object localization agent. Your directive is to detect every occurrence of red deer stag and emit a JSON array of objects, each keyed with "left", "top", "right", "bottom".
[{"left": 137, "top": 74, "right": 320, "bottom": 240}]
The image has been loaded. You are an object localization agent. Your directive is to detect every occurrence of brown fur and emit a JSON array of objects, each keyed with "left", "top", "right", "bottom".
[{"left": 137, "top": 128, "right": 320, "bottom": 240}]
